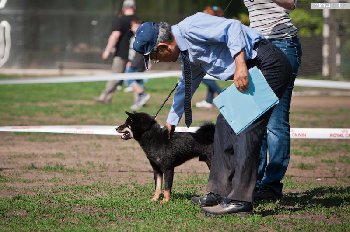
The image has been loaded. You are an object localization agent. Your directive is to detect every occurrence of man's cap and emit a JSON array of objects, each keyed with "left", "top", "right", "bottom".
[
  {"left": 133, "top": 22, "right": 159, "bottom": 69},
  {"left": 123, "top": 0, "right": 135, "bottom": 8}
]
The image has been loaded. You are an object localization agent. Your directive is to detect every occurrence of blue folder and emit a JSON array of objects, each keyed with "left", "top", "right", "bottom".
[{"left": 213, "top": 66, "right": 279, "bottom": 134}]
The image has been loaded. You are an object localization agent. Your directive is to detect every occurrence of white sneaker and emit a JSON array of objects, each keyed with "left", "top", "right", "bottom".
[
  {"left": 138, "top": 93, "right": 150, "bottom": 107},
  {"left": 195, "top": 100, "right": 212, "bottom": 108},
  {"left": 123, "top": 86, "right": 133, "bottom": 93},
  {"left": 130, "top": 103, "right": 141, "bottom": 111},
  {"left": 130, "top": 93, "right": 151, "bottom": 111}
]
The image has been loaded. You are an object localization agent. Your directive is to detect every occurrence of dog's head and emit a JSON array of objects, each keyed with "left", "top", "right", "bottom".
[{"left": 116, "top": 111, "right": 157, "bottom": 141}]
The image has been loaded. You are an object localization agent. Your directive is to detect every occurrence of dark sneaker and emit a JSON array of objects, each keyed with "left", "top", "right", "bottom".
[
  {"left": 191, "top": 192, "right": 222, "bottom": 207},
  {"left": 254, "top": 187, "right": 283, "bottom": 202}
]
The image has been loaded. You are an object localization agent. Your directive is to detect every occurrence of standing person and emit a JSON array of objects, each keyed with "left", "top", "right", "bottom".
[
  {"left": 242, "top": 0, "right": 302, "bottom": 200},
  {"left": 95, "top": 0, "right": 137, "bottom": 104},
  {"left": 195, "top": 5, "right": 223, "bottom": 109},
  {"left": 133, "top": 13, "right": 292, "bottom": 214},
  {"left": 195, "top": 79, "right": 222, "bottom": 108},
  {"left": 127, "top": 19, "right": 151, "bottom": 111}
]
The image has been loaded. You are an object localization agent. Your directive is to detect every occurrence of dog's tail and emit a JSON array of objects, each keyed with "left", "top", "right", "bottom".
[{"left": 193, "top": 123, "right": 215, "bottom": 145}]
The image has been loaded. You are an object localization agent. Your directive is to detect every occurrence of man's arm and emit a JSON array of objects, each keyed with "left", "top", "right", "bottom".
[
  {"left": 233, "top": 49, "right": 249, "bottom": 92},
  {"left": 102, "top": 31, "right": 121, "bottom": 60},
  {"left": 165, "top": 64, "right": 205, "bottom": 137},
  {"left": 272, "top": 0, "right": 296, "bottom": 10}
]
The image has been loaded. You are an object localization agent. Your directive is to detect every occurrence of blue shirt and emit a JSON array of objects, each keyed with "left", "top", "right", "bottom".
[{"left": 166, "top": 12, "right": 264, "bottom": 126}]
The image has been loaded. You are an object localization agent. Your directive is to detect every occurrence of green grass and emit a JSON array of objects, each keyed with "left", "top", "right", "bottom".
[
  {"left": 0, "top": 76, "right": 349, "bottom": 127},
  {"left": 0, "top": 177, "right": 349, "bottom": 231},
  {"left": 25, "top": 163, "right": 87, "bottom": 174},
  {"left": 296, "top": 163, "right": 316, "bottom": 170},
  {"left": 321, "top": 159, "right": 336, "bottom": 164},
  {"left": 0, "top": 78, "right": 195, "bottom": 126},
  {"left": 0, "top": 75, "right": 349, "bottom": 231},
  {"left": 339, "top": 155, "right": 350, "bottom": 165},
  {"left": 293, "top": 141, "right": 350, "bottom": 157},
  {"left": 0, "top": 74, "right": 35, "bottom": 80}
]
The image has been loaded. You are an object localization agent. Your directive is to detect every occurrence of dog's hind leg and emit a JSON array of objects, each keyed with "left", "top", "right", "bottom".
[
  {"left": 162, "top": 168, "right": 174, "bottom": 203},
  {"left": 152, "top": 169, "right": 163, "bottom": 201}
]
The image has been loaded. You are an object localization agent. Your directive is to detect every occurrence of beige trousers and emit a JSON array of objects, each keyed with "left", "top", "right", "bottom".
[{"left": 97, "top": 57, "right": 127, "bottom": 102}]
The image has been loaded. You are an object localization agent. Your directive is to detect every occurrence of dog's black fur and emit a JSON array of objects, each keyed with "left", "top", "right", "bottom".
[{"left": 116, "top": 111, "right": 214, "bottom": 202}]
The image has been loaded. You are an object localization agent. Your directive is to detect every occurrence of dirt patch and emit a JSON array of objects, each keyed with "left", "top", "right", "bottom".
[
  {"left": 0, "top": 133, "right": 209, "bottom": 197},
  {"left": 0, "top": 95, "right": 349, "bottom": 198},
  {"left": 291, "top": 96, "right": 350, "bottom": 109}
]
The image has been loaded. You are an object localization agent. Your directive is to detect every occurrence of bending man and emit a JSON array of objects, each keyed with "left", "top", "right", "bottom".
[{"left": 133, "top": 13, "right": 292, "bottom": 215}]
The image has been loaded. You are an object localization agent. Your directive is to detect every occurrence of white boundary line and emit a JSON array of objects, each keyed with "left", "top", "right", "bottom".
[
  {"left": 294, "top": 79, "right": 350, "bottom": 90},
  {"left": 0, "top": 125, "right": 349, "bottom": 139},
  {"left": 0, "top": 71, "right": 182, "bottom": 84},
  {"left": 0, "top": 71, "right": 350, "bottom": 89}
]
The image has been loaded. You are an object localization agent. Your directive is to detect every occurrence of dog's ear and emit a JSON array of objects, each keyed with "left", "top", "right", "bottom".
[{"left": 125, "top": 111, "right": 133, "bottom": 117}]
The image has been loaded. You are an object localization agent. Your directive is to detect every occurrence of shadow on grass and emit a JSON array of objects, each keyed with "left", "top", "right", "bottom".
[{"left": 257, "top": 186, "right": 350, "bottom": 216}]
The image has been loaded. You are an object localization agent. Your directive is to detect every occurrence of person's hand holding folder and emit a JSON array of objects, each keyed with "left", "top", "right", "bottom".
[
  {"left": 233, "top": 49, "right": 249, "bottom": 92},
  {"left": 213, "top": 67, "right": 279, "bottom": 135}
]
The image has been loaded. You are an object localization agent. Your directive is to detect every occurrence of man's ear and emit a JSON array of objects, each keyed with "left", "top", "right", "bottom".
[{"left": 157, "top": 42, "right": 171, "bottom": 53}]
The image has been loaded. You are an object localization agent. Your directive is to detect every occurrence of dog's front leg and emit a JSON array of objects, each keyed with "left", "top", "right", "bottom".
[
  {"left": 162, "top": 168, "right": 174, "bottom": 203},
  {"left": 152, "top": 169, "right": 163, "bottom": 201}
]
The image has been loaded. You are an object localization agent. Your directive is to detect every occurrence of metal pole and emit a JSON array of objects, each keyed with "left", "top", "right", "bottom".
[{"left": 322, "top": 8, "right": 330, "bottom": 77}]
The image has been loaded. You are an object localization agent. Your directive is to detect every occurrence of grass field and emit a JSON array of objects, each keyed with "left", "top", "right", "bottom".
[{"left": 0, "top": 77, "right": 349, "bottom": 231}]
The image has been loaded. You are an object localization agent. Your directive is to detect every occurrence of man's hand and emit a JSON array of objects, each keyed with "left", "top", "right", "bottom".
[
  {"left": 233, "top": 50, "right": 249, "bottom": 92},
  {"left": 165, "top": 123, "right": 175, "bottom": 139},
  {"left": 102, "top": 31, "right": 121, "bottom": 60},
  {"left": 102, "top": 50, "right": 110, "bottom": 60}
]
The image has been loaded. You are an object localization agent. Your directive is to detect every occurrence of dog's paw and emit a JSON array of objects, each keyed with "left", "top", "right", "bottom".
[{"left": 161, "top": 199, "right": 170, "bottom": 204}]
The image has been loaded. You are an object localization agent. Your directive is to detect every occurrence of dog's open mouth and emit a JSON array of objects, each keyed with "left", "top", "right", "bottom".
[
  {"left": 120, "top": 131, "right": 132, "bottom": 140},
  {"left": 116, "top": 126, "right": 133, "bottom": 140}
]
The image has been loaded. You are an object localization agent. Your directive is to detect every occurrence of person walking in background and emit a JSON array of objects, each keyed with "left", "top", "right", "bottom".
[
  {"left": 195, "top": 79, "right": 222, "bottom": 108},
  {"left": 95, "top": 0, "right": 137, "bottom": 104},
  {"left": 195, "top": 6, "right": 223, "bottom": 109},
  {"left": 127, "top": 19, "right": 151, "bottom": 111},
  {"left": 242, "top": 0, "right": 302, "bottom": 201}
]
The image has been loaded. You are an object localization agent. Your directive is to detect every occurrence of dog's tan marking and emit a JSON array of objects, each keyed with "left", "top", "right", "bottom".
[
  {"left": 162, "top": 189, "right": 171, "bottom": 203},
  {"left": 152, "top": 174, "right": 163, "bottom": 201}
]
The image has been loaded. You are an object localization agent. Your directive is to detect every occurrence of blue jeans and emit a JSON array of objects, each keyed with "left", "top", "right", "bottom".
[
  {"left": 202, "top": 79, "right": 222, "bottom": 103},
  {"left": 125, "top": 66, "right": 144, "bottom": 87},
  {"left": 256, "top": 36, "right": 302, "bottom": 194}
]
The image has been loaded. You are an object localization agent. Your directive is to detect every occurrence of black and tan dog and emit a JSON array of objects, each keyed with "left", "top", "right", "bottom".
[{"left": 116, "top": 112, "right": 214, "bottom": 202}]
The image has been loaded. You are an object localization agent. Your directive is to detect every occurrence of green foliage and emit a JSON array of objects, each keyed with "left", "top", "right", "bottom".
[
  {"left": 290, "top": 9, "right": 323, "bottom": 37},
  {"left": 237, "top": 13, "right": 250, "bottom": 26}
]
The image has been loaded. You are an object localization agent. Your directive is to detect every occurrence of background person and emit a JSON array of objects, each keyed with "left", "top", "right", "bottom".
[
  {"left": 242, "top": 0, "right": 303, "bottom": 201},
  {"left": 127, "top": 19, "right": 151, "bottom": 111},
  {"left": 95, "top": 0, "right": 137, "bottom": 104},
  {"left": 133, "top": 13, "right": 292, "bottom": 214}
]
